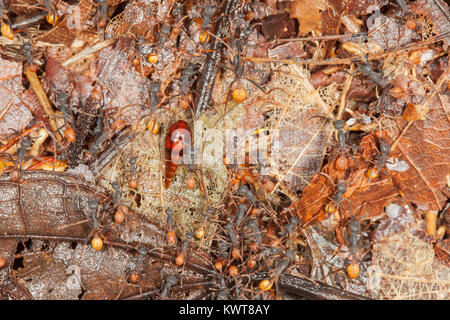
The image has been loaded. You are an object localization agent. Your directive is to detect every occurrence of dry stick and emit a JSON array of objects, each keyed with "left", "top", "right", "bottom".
[
  {"left": 122, "top": 280, "right": 216, "bottom": 300},
  {"left": 247, "top": 32, "right": 450, "bottom": 66},
  {"left": 24, "top": 66, "right": 62, "bottom": 142},
  {"left": 0, "top": 123, "right": 42, "bottom": 153},
  {"left": 61, "top": 38, "right": 116, "bottom": 67},
  {"left": 250, "top": 272, "right": 372, "bottom": 300},
  {"left": 277, "top": 33, "right": 367, "bottom": 42},
  {"left": 0, "top": 97, "right": 14, "bottom": 123},
  {"left": 336, "top": 64, "right": 354, "bottom": 120},
  {"left": 391, "top": 65, "right": 450, "bottom": 152}
]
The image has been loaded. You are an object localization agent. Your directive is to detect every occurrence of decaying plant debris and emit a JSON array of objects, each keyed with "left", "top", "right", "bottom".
[{"left": 0, "top": 0, "right": 448, "bottom": 300}]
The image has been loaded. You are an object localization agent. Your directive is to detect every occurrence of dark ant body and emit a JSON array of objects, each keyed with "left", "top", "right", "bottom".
[
  {"left": 160, "top": 275, "right": 177, "bottom": 299},
  {"left": 367, "top": 138, "right": 391, "bottom": 182},
  {"left": 334, "top": 120, "right": 347, "bottom": 151},
  {"left": 247, "top": 219, "right": 262, "bottom": 250},
  {"left": 93, "top": 108, "right": 104, "bottom": 139},
  {"left": 166, "top": 209, "right": 174, "bottom": 229},
  {"left": 325, "top": 180, "right": 348, "bottom": 215},
  {"left": 159, "top": 24, "right": 171, "bottom": 47},
  {"left": 179, "top": 232, "right": 193, "bottom": 255},
  {"left": 332, "top": 181, "right": 347, "bottom": 204},
  {"left": 17, "top": 137, "right": 33, "bottom": 166},
  {"left": 180, "top": 63, "right": 197, "bottom": 96},
  {"left": 22, "top": 38, "right": 34, "bottom": 66},
  {"left": 375, "top": 139, "right": 390, "bottom": 170},
  {"left": 394, "top": 0, "right": 411, "bottom": 16},
  {"left": 320, "top": 119, "right": 359, "bottom": 170},
  {"left": 89, "top": 131, "right": 108, "bottom": 154},
  {"left": 88, "top": 199, "right": 100, "bottom": 230},
  {"left": 225, "top": 221, "right": 238, "bottom": 246},
  {"left": 357, "top": 54, "right": 387, "bottom": 88},
  {"left": 56, "top": 91, "right": 76, "bottom": 142},
  {"left": 1, "top": 136, "right": 33, "bottom": 170},
  {"left": 173, "top": 3, "right": 183, "bottom": 23},
  {"left": 134, "top": 246, "right": 148, "bottom": 272},
  {"left": 358, "top": 62, "right": 387, "bottom": 87},
  {"left": 235, "top": 204, "right": 247, "bottom": 227},
  {"left": 56, "top": 92, "right": 73, "bottom": 123},
  {"left": 111, "top": 181, "right": 121, "bottom": 205},
  {"left": 347, "top": 219, "right": 361, "bottom": 257},
  {"left": 216, "top": 290, "right": 229, "bottom": 300},
  {"left": 194, "top": 0, "right": 238, "bottom": 116},
  {"left": 201, "top": 5, "right": 217, "bottom": 31},
  {"left": 279, "top": 217, "right": 299, "bottom": 237},
  {"left": 44, "top": 0, "right": 56, "bottom": 24},
  {"left": 237, "top": 184, "right": 257, "bottom": 203},
  {"left": 149, "top": 82, "right": 161, "bottom": 110},
  {"left": 97, "top": 0, "right": 107, "bottom": 23},
  {"left": 128, "top": 246, "right": 148, "bottom": 283},
  {"left": 128, "top": 156, "right": 138, "bottom": 188},
  {"left": 0, "top": 135, "right": 34, "bottom": 180},
  {"left": 273, "top": 249, "right": 295, "bottom": 277},
  {"left": 259, "top": 246, "right": 280, "bottom": 260},
  {"left": 215, "top": 277, "right": 229, "bottom": 300}
]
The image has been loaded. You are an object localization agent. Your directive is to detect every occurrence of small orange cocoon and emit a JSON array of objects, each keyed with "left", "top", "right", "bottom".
[
  {"left": 199, "top": 31, "right": 209, "bottom": 43},
  {"left": 247, "top": 257, "right": 257, "bottom": 269},
  {"left": 98, "top": 17, "right": 107, "bottom": 28},
  {"left": 114, "top": 208, "right": 126, "bottom": 224},
  {"left": 129, "top": 272, "right": 139, "bottom": 283},
  {"left": 132, "top": 58, "right": 140, "bottom": 67},
  {"left": 228, "top": 265, "right": 239, "bottom": 277},
  {"left": 64, "top": 125, "right": 76, "bottom": 143},
  {"left": 167, "top": 230, "right": 177, "bottom": 245},
  {"left": 1, "top": 22, "right": 14, "bottom": 40},
  {"left": 405, "top": 19, "right": 417, "bottom": 30},
  {"left": 264, "top": 179, "right": 275, "bottom": 192},
  {"left": 46, "top": 13, "right": 58, "bottom": 25},
  {"left": 214, "top": 258, "right": 224, "bottom": 272},
  {"left": 0, "top": 256, "right": 6, "bottom": 268},
  {"left": 324, "top": 202, "right": 336, "bottom": 214},
  {"left": 258, "top": 279, "right": 273, "bottom": 291},
  {"left": 231, "top": 247, "right": 241, "bottom": 260},
  {"left": 91, "top": 236, "right": 103, "bottom": 251},
  {"left": 186, "top": 175, "right": 196, "bottom": 190},
  {"left": 389, "top": 86, "right": 404, "bottom": 98},
  {"left": 347, "top": 263, "right": 359, "bottom": 279},
  {"left": 129, "top": 178, "right": 138, "bottom": 189},
  {"left": 175, "top": 253, "right": 185, "bottom": 266},
  {"left": 147, "top": 53, "right": 159, "bottom": 64},
  {"left": 366, "top": 167, "right": 379, "bottom": 180},
  {"left": 195, "top": 227, "right": 205, "bottom": 240},
  {"left": 232, "top": 88, "right": 247, "bottom": 103},
  {"left": 147, "top": 118, "right": 159, "bottom": 134}
]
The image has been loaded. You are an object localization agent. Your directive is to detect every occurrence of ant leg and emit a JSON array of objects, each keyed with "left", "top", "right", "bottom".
[
  {"left": 347, "top": 152, "right": 360, "bottom": 168},
  {"left": 246, "top": 78, "right": 266, "bottom": 94}
]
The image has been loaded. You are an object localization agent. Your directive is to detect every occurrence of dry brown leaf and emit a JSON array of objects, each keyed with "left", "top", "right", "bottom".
[
  {"left": 385, "top": 70, "right": 450, "bottom": 211},
  {"left": 327, "top": 0, "right": 390, "bottom": 16},
  {"left": 290, "top": 0, "right": 328, "bottom": 35},
  {"left": 0, "top": 58, "right": 34, "bottom": 139},
  {"left": 294, "top": 131, "right": 398, "bottom": 226},
  {"left": 37, "top": 0, "right": 94, "bottom": 46},
  {"left": 411, "top": 0, "right": 450, "bottom": 48}
]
